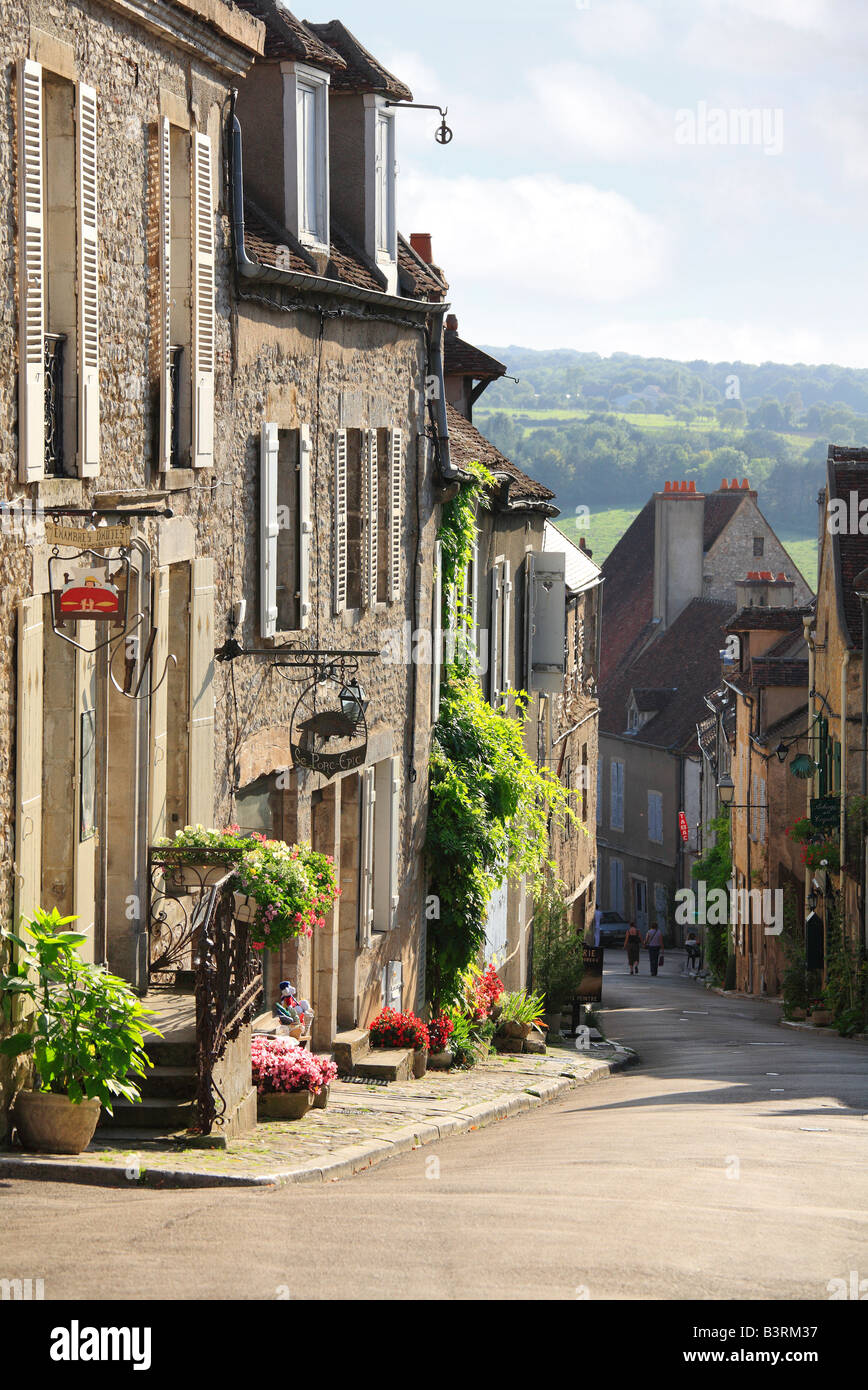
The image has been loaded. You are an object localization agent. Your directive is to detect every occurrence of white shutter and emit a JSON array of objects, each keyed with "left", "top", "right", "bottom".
[
  {"left": 360, "top": 766, "right": 375, "bottom": 947},
  {"left": 156, "top": 116, "right": 172, "bottom": 472},
  {"left": 17, "top": 60, "right": 45, "bottom": 484},
  {"left": 299, "top": 423, "right": 312, "bottom": 631},
  {"left": 388, "top": 428, "right": 403, "bottom": 603},
  {"left": 523, "top": 552, "right": 535, "bottom": 692},
  {"left": 14, "top": 598, "right": 43, "bottom": 930},
  {"left": 366, "top": 429, "right": 378, "bottom": 608},
  {"left": 188, "top": 557, "right": 215, "bottom": 826},
  {"left": 501, "top": 559, "right": 512, "bottom": 696},
  {"left": 191, "top": 131, "right": 214, "bottom": 468},
  {"left": 388, "top": 754, "right": 400, "bottom": 914},
  {"left": 150, "top": 566, "right": 170, "bottom": 842},
  {"left": 469, "top": 536, "right": 479, "bottom": 667},
  {"left": 489, "top": 565, "right": 501, "bottom": 707},
  {"left": 432, "top": 540, "right": 442, "bottom": 721},
  {"left": 260, "top": 422, "right": 279, "bottom": 638},
  {"left": 333, "top": 429, "right": 348, "bottom": 614},
  {"left": 611, "top": 761, "right": 624, "bottom": 831},
  {"left": 77, "top": 83, "right": 99, "bottom": 474}
]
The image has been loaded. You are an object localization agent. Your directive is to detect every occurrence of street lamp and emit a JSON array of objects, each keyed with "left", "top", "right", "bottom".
[
  {"left": 339, "top": 679, "right": 368, "bottom": 730},
  {"left": 807, "top": 887, "right": 818, "bottom": 913},
  {"left": 716, "top": 773, "right": 735, "bottom": 806}
]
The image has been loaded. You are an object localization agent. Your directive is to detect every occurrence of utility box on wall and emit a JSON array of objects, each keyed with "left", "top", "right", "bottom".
[{"left": 525, "top": 552, "right": 566, "bottom": 693}]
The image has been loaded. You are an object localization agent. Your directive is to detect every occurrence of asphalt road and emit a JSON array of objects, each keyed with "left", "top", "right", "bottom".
[{"left": 3, "top": 955, "right": 866, "bottom": 1301}]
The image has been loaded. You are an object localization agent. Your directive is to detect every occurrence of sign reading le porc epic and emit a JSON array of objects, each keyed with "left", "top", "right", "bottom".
[{"left": 290, "top": 743, "right": 367, "bottom": 779}]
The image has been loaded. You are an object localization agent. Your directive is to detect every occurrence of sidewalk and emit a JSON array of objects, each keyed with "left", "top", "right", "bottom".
[{"left": 0, "top": 1038, "right": 635, "bottom": 1190}]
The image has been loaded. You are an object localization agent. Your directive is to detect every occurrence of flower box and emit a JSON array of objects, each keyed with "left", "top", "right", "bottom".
[
  {"left": 312, "top": 1084, "right": 330, "bottom": 1110},
  {"left": 412, "top": 1047, "right": 428, "bottom": 1079},
  {"left": 257, "top": 1089, "right": 313, "bottom": 1121},
  {"left": 168, "top": 862, "right": 233, "bottom": 890},
  {"left": 428, "top": 1048, "right": 453, "bottom": 1070},
  {"left": 809, "top": 1008, "right": 832, "bottom": 1027}
]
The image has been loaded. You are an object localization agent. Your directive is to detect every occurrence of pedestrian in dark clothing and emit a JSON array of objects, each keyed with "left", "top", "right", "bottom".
[
  {"left": 624, "top": 924, "right": 642, "bottom": 974},
  {"left": 645, "top": 922, "right": 664, "bottom": 976}
]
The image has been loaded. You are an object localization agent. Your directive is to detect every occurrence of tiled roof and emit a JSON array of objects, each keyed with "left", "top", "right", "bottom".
[
  {"left": 446, "top": 403, "right": 556, "bottom": 505},
  {"left": 748, "top": 658, "right": 809, "bottom": 688},
  {"left": 828, "top": 448, "right": 868, "bottom": 650},
  {"left": 397, "top": 235, "right": 448, "bottom": 300},
  {"left": 727, "top": 605, "right": 813, "bottom": 631},
  {"left": 632, "top": 687, "right": 675, "bottom": 712},
  {"left": 304, "top": 20, "right": 413, "bottom": 101},
  {"left": 233, "top": 1, "right": 347, "bottom": 68},
  {"left": 243, "top": 199, "right": 396, "bottom": 295},
  {"left": 703, "top": 490, "right": 748, "bottom": 548},
  {"left": 600, "top": 598, "right": 734, "bottom": 752},
  {"left": 543, "top": 520, "right": 601, "bottom": 593},
  {"left": 444, "top": 332, "right": 506, "bottom": 380}
]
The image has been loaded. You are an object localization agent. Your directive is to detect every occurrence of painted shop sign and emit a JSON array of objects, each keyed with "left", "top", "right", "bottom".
[
  {"left": 289, "top": 677, "right": 368, "bottom": 782},
  {"left": 51, "top": 567, "right": 125, "bottom": 623},
  {"left": 45, "top": 522, "right": 131, "bottom": 550}
]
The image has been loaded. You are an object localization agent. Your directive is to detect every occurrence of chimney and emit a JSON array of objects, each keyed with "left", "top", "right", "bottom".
[
  {"left": 653, "top": 481, "right": 706, "bottom": 630},
  {"left": 579, "top": 536, "right": 593, "bottom": 559},
  {"left": 445, "top": 313, "right": 458, "bottom": 332},
  {"left": 411, "top": 233, "right": 433, "bottom": 264}
]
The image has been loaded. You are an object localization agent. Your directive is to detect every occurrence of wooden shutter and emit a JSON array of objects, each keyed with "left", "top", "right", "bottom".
[
  {"left": 489, "top": 565, "right": 501, "bottom": 707},
  {"left": 501, "top": 559, "right": 512, "bottom": 696},
  {"left": 523, "top": 552, "right": 535, "bottom": 693},
  {"left": 260, "top": 422, "right": 279, "bottom": 638},
  {"left": 299, "top": 423, "right": 312, "bottom": 631},
  {"left": 388, "top": 755, "right": 400, "bottom": 914},
  {"left": 187, "top": 557, "right": 215, "bottom": 826},
  {"left": 15, "top": 598, "right": 43, "bottom": 930},
  {"left": 191, "top": 132, "right": 214, "bottom": 468},
  {"left": 77, "top": 83, "right": 99, "bottom": 474},
  {"left": 333, "top": 429, "right": 348, "bottom": 614},
  {"left": 388, "top": 428, "right": 403, "bottom": 603},
  {"left": 365, "top": 429, "right": 378, "bottom": 609},
  {"left": 156, "top": 117, "right": 172, "bottom": 472},
  {"left": 17, "top": 60, "right": 45, "bottom": 484},
  {"left": 360, "top": 766, "right": 375, "bottom": 946},
  {"left": 149, "top": 566, "right": 170, "bottom": 842},
  {"left": 432, "top": 540, "right": 442, "bottom": 721}
]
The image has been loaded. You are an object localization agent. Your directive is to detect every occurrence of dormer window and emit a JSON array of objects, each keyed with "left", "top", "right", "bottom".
[
  {"left": 282, "top": 63, "right": 329, "bottom": 254},
  {"left": 375, "top": 108, "right": 395, "bottom": 255},
  {"left": 365, "top": 97, "right": 397, "bottom": 292}
]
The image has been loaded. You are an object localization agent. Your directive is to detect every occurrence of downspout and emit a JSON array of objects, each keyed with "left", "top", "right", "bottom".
[
  {"left": 426, "top": 308, "right": 456, "bottom": 486},
  {"left": 804, "top": 617, "right": 816, "bottom": 927},
  {"left": 840, "top": 650, "right": 849, "bottom": 875}
]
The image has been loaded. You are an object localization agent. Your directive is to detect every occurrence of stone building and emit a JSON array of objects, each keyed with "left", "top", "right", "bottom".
[{"left": 597, "top": 478, "right": 812, "bottom": 941}]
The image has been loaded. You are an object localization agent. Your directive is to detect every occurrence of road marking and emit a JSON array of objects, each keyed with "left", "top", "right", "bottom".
[
  {"left": 800, "top": 1126, "right": 830, "bottom": 1132},
  {"left": 770, "top": 1088, "right": 785, "bottom": 1093}
]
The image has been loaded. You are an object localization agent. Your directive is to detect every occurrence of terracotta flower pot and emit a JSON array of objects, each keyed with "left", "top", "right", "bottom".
[
  {"left": 499, "top": 1020, "right": 532, "bottom": 1040},
  {"left": 809, "top": 1009, "right": 832, "bottom": 1027},
  {"left": 428, "top": 1048, "right": 453, "bottom": 1070},
  {"left": 257, "top": 1089, "right": 313, "bottom": 1120},
  {"left": 412, "top": 1047, "right": 428, "bottom": 1079},
  {"left": 790, "top": 1007, "right": 807, "bottom": 1021},
  {"left": 312, "top": 1085, "right": 330, "bottom": 1110},
  {"left": 13, "top": 1090, "right": 101, "bottom": 1155}
]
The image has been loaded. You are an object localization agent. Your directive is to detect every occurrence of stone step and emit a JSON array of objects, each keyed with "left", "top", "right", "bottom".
[
  {"left": 332, "top": 1029, "right": 371, "bottom": 1076},
  {"left": 138, "top": 1065, "right": 197, "bottom": 1100},
  {"left": 144, "top": 1037, "right": 197, "bottom": 1069},
  {"left": 354, "top": 1049, "right": 412, "bottom": 1082},
  {"left": 99, "top": 1096, "right": 196, "bottom": 1131}
]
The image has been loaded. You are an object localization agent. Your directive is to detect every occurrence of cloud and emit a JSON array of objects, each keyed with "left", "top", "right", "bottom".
[
  {"left": 570, "top": 0, "right": 663, "bottom": 57},
  {"left": 400, "top": 171, "right": 668, "bottom": 304},
  {"left": 541, "top": 315, "right": 868, "bottom": 369}
]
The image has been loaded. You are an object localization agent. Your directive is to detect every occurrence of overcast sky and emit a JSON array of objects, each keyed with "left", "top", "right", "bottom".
[{"left": 319, "top": 0, "right": 868, "bottom": 367}]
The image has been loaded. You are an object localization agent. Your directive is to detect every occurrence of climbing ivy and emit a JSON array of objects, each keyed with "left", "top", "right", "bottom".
[{"left": 691, "top": 811, "right": 732, "bottom": 983}]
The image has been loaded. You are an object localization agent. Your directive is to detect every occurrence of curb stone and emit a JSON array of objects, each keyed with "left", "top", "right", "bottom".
[{"left": 0, "top": 1046, "right": 635, "bottom": 1191}]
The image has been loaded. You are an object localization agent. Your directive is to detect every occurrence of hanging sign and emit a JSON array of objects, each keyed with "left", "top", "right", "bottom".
[
  {"left": 49, "top": 552, "right": 128, "bottom": 627},
  {"left": 678, "top": 811, "right": 690, "bottom": 843},
  {"left": 45, "top": 522, "right": 131, "bottom": 550},
  {"left": 289, "top": 677, "right": 368, "bottom": 781}
]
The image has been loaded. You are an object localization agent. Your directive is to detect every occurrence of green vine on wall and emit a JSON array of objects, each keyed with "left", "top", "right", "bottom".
[
  {"left": 691, "top": 810, "right": 732, "bottom": 983},
  {"left": 425, "top": 461, "right": 573, "bottom": 1008}
]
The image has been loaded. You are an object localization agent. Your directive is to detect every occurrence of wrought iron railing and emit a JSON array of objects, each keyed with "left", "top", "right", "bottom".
[
  {"left": 194, "top": 883, "right": 262, "bottom": 1135},
  {"left": 147, "top": 846, "right": 239, "bottom": 984},
  {"left": 44, "top": 333, "right": 65, "bottom": 475}
]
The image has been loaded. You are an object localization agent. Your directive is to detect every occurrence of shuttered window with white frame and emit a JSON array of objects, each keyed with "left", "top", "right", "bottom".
[
  {"left": 334, "top": 428, "right": 348, "bottom": 614},
  {"left": 299, "top": 423, "right": 312, "bottom": 631},
  {"left": 76, "top": 82, "right": 99, "bottom": 474},
  {"left": 610, "top": 759, "right": 625, "bottom": 832},
  {"left": 360, "top": 766, "right": 376, "bottom": 947},
  {"left": 155, "top": 116, "right": 172, "bottom": 472},
  {"left": 15, "top": 598, "right": 44, "bottom": 931},
  {"left": 489, "top": 564, "right": 501, "bottom": 707},
  {"left": 187, "top": 557, "right": 215, "bottom": 826},
  {"left": 260, "top": 422, "right": 279, "bottom": 639},
  {"left": 191, "top": 132, "right": 214, "bottom": 468},
  {"left": 388, "top": 428, "right": 403, "bottom": 603},
  {"left": 365, "top": 429, "right": 378, "bottom": 608},
  {"left": 149, "top": 566, "right": 170, "bottom": 842},
  {"left": 501, "top": 559, "right": 512, "bottom": 697},
  {"left": 432, "top": 540, "right": 442, "bottom": 721},
  {"left": 17, "top": 60, "right": 45, "bottom": 484}
]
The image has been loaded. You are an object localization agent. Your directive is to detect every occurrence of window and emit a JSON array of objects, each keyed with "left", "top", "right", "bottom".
[
  {"left": 580, "top": 742, "right": 588, "bottom": 822},
  {"left": 360, "top": 757, "right": 401, "bottom": 943},
  {"left": 610, "top": 759, "right": 625, "bottom": 831},
  {"left": 333, "top": 428, "right": 364, "bottom": 612},
  {"left": 596, "top": 761, "right": 602, "bottom": 825},
  {"left": 489, "top": 561, "right": 513, "bottom": 707},
  {"left": 260, "top": 423, "right": 311, "bottom": 636},
  {"left": 753, "top": 536, "right": 764, "bottom": 556},
  {"left": 609, "top": 858, "right": 624, "bottom": 916},
  {"left": 17, "top": 60, "right": 100, "bottom": 482},
  {"left": 648, "top": 790, "right": 663, "bottom": 844},
  {"left": 292, "top": 69, "right": 328, "bottom": 250},
  {"left": 375, "top": 110, "right": 395, "bottom": 257}
]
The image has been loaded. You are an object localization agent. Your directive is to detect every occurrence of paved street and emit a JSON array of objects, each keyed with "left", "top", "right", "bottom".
[{"left": 3, "top": 956, "right": 866, "bottom": 1301}]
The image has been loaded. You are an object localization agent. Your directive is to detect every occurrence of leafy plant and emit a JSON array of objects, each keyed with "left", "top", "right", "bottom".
[
  {"left": 822, "top": 900, "right": 867, "bottom": 1035},
  {"left": 427, "top": 1014, "right": 455, "bottom": 1052},
  {"left": 447, "top": 1010, "right": 495, "bottom": 1070},
  {"left": 496, "top": 988, "right": 546, "bottom": 1027},
  {"left": 0, "top": 909, "right": 160, "bottom": 1113},
  {"left": 368, "top": 1008, "right": 430, "bottom": 1052},
  {"left": 532, "top": 879, "right": 585, "bottom": 1009},
  {"left": 251, "top": 1036, "right": 335, "bottom": 1095},
  {"left": 236, "top": 841, "right": 339, "bottom": 951},
  {"left": 692, "top": 812, "right": 732, "bottom": 983}
]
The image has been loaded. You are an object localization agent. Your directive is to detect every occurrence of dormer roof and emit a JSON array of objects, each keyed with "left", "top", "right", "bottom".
[{"left": 304, "top": 19, "right": 413, "bottom": 100}]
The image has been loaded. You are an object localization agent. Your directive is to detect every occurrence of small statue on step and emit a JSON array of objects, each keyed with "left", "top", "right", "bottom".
[{"left": 277, "top": 981, "right": 314, "bottom": 1034}]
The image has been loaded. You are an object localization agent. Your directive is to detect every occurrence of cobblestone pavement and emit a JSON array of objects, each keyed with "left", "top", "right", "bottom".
[{"left": 0, "top": 1040, "right": 633, "bottom": 1188}]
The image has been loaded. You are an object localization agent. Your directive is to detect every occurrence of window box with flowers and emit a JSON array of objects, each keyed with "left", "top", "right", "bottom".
[
  {"left": 234, "top": 843, "right": 339, "bottom": 953},
  {"left": 154, "top": 825, "right": 250, "bottom": 889},
  {"left": 252, "top": 1035, "right": 337, "bottom": 1119}
]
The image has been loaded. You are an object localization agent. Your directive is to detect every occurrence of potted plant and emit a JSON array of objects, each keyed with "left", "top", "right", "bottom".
[
  {"left": 369, "top": 1007, "right": 430, "bottom": 1075},
  {"left": 251, "top": 1035, "right": 329, "bottom": 1119},
  {"left": 0, "top": 909, "right": 160, "bottom": 1154},
  {"left": 426, "top": 1013, "right": 455, "bottom": 1069},
  {"left": 808, "top": 997, "right": 833, "bottom": 1027},
  {"left": 310, "top": 1054, "right": 338, "bottom": 1108},
  {"left": 235, "top": 842, "right": 339, "bottom": 952},
  {"left": 495, "top": 988, "right": 547, "bottom": 1040},
  {"left": 153, "top": 824, "right": 249, "bottom": 889}
]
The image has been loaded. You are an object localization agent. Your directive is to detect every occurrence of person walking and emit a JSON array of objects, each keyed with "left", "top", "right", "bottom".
[
  {"left": 624, "top": 923, "right": 642, "bottom": 975},
  {"left": 645, "top": 922, "right": 664, "bottom": 976},
  {"left": 684, "top": 930, "right": 701, "bottom": 976}
]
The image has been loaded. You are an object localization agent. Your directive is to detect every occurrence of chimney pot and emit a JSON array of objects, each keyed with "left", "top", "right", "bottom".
[
  {"left": 721, "top": 479, "right": 728, "bottom": 490},
  {"left": 410, "top": 233, "right": 433, "bottom": 264},
  {"left": 731, "top": 478, "right": 739, "bottom": 490},
  {"left": 688, "top": 481, "right": 696, "bottom": 493},
  {"left": 741, "top": 478, "right": 750, "bottom": 489},
  {"left": 445, "top": 313, "right": 458, "bottom": 332}
]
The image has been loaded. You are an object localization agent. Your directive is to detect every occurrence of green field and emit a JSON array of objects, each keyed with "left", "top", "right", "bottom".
[
  {"left": 476, "top": 405, "right": 815, "bottom": 454},
  {"left": 557, "top": 508, "right": 818, "bottom": 587}
]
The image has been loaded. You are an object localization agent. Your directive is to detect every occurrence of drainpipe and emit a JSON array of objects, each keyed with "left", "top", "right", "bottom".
[
  {"left": 426, "top": 308, "right": 456, "bottom": 486},
  {"left": 131, "top": 534, "right": 152, "bottom": 994},
  {"left": 840, "top": 650, "right": 849, "bottom": 873},
  {"left": 804, "top": 617, "right": 816, "bottom": 930}
]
